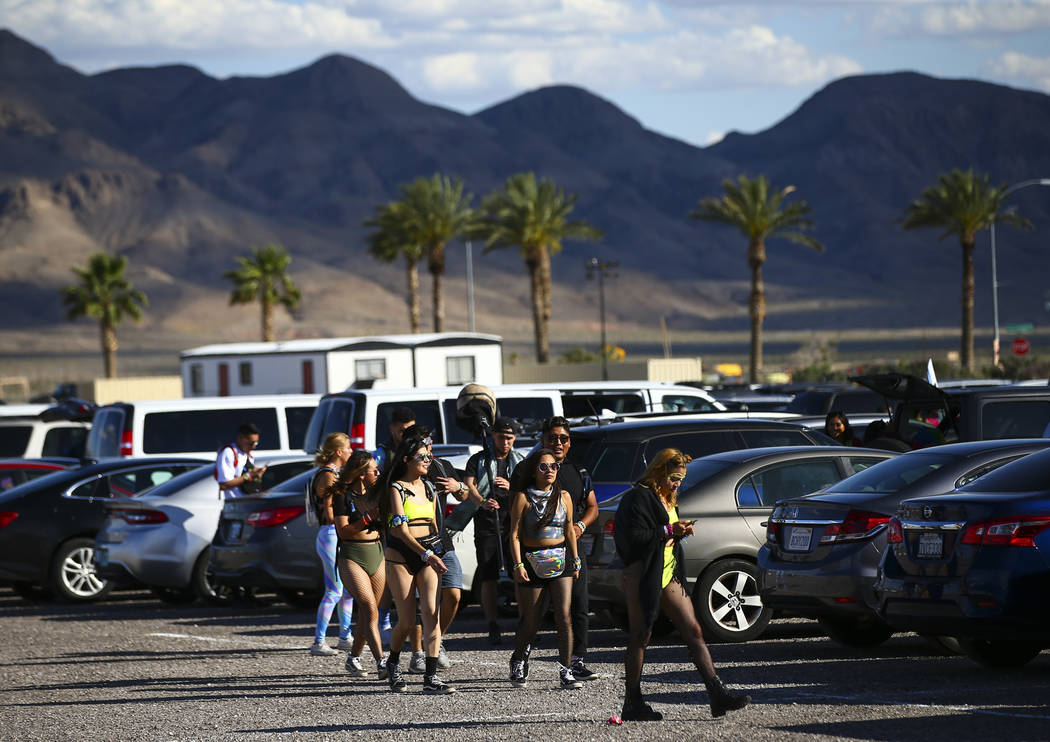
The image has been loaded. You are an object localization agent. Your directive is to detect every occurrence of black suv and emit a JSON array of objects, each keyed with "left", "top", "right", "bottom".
[
  {"left": 782, "top": 384, "right": 891, "bottom": 417},
  {"left": 565, "top": 417, "right": 836, "bottom": 501}
]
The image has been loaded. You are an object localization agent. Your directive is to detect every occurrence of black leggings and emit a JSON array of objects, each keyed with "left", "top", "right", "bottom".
[{"left": 512, "top": 572, "right": 573, "bottom": 668}]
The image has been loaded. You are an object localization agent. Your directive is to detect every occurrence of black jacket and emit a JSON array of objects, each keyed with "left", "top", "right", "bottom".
[{"left": 613, "top": 483, "right": 686, "bottom": 635}]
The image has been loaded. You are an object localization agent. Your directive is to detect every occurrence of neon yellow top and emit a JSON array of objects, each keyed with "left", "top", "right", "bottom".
[
  {"left": 662, "top": 507, "right": 678, "bottom": 588},
  {"left": 402, "top": 495, "right": 433, "bottom": 521}
]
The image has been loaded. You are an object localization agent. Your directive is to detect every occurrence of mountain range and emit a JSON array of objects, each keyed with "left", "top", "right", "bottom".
[{"left": 1, "top": 28, "right": 1049, "bottom": 367}]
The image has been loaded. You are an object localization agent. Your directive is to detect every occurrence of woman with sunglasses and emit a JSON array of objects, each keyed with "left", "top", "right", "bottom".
[
  {"left": 614, "top": 448, "right": 750, "bottom": 721},
  {"left": 330, "top": 449, "right": 386, "bottom": 678},
  {"left": 507, "top": 449, "right": 581, "bottom": 690},
  {"left": 379, "top": 434, "right": 455, "bottom": 695}
]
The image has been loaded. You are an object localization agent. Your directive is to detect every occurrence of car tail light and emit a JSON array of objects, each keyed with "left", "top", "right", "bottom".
[
  {"left": 960, "top": 515, "right": 1050, "bottom": 547},
  {"left": 819, "top": 509, "right": 890, "bottom": 544},
  {"left": 886, "top": 517, "right": 903, "bottom": 544},
  {"left": 349, "top": 423, "right": 366, "bottom": 450},
  {"left": 110, "top": 508, "right": 168, "bottom": 524},
  {"left": 120, "top": 430, "right": 133, "bottom": 457},
  {"left": 603, "top": 520, "right": 615, "bottom": 535},
  {"left": 247, "top": 505, "right": 305, "bottom": 528},
  {"left": 445, "top": 503, "right": 457, "bottom": 517},
  {"left": 0, "top": 512, "right": 18, "bottom": 529}
]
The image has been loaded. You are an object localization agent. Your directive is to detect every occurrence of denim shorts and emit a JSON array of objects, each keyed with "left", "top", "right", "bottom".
[{"left": 440, "top": 550, "right": 463, "bottom": 590}]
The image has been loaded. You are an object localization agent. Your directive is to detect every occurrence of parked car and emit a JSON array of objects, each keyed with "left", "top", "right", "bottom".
[
  {"left": 782, "top": 384, "right": 892, "bottom": 417},
  {"left": 874, "top": 447, "right": 1050, "bottom": 667},
  {"left": 850, "top": 373, "right": 1050, "bottom": 446},
  {"left": 564, "top": 417, "right": 839, "bottom": 502},
  {"left": 0, "top": 458, "right": 77, "bottom": 491},
  {"left": 0, "top": 457, "right": 207, "bottom": 601},
  {"left": 585, "top": 446, "right": 897, "bottom": 642},
  {"left": 96, "top": 456, "right": 314, "bottom": 604},
  {"left": 211, "top": 470, "right": 481, "bottom": 604},
  {"left": 758, "top": 439, "right": 1050, "bottom": 646}
]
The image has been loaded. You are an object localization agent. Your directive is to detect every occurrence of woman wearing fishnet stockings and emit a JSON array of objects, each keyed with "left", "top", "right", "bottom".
[
  {"left": 615, "top": 448, "right": 750, "bottom": 721},
  {"left": 507, "top": 449, "right": 582, "bottom": 689}
]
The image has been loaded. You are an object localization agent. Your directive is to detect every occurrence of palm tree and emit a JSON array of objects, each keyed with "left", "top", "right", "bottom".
[
  {"left": 61, "top": 252, "right": 147, "bottom": 378},
  {"left": 223, "top": 244, "right": 301, "bottom": 342},
  {"left": 475, "top": 172, "right": 602, "bottom": 363},
  {"left": 901, "top": 169, "right": 1031, "bottom": 372},
  {"left": 398, "top": 174, "right": 477, "bottom": 332},
  {"left": 691, "top": 174, "right": 823, "bottom": 384},
  {"left": 365, "top": 201, "right": 425, "bottom": 333}
]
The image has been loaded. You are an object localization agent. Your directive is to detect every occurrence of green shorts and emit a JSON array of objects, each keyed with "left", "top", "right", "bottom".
[{"left": 340, "top": 539, "right": 384, "bottom": 576}]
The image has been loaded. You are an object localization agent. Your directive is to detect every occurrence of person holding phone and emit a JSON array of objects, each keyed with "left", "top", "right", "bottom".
[{"left": 614, "top": 448, "right": 750, "bottom": 721}]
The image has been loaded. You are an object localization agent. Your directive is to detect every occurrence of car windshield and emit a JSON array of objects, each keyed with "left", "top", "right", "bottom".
[
  {"left": 824, "top": 451, "right": 959, "bottom": 494},
  {"left": 957, "top": 449, "right": 1050, "bottom": 493}
]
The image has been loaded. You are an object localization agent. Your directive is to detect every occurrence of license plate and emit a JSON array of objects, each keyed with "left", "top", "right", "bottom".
[
  {"left": 227, "top": 520, "right": 243, "bottom": 541},
  {"left": 579, "top": 534, "right": 596, "bottom": 556},
  {"left": 918, "top": 532, "right": 943, "bottom": 559},
  {"left": 787, "top": 526, "right": 812, "bottom": 551}
]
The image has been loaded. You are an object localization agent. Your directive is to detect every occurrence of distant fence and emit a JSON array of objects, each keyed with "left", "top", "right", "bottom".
[
  {"left": 503, "top": 357, "right": 701, "bottom": 384},
  {"left": 93, "top": 376, "right": 183, "bottom": 405}
]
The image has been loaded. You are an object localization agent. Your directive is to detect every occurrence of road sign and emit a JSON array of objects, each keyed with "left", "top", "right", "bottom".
[
  {"left": 1005, "top": 323, "right": 1034, "bottom": 333},
  {"left": 1012, "top": 337, "right": 1031, "bottom": 356}
]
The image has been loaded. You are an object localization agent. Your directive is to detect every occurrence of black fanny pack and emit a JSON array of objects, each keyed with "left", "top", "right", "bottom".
[{"left": 417, "top": 532, "right": 443, "bottom": 556}]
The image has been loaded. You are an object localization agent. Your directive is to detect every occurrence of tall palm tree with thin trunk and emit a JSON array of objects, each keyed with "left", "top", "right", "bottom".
[
  {"left": 61, "top": 252, "right": 147, "bottom": 379},
  {"left": 366, "top": 201, "right": 425, "bottom": 333},
  {"left": 398, "top": 174, "right": 477, "bottom": 333},
  {"left": 901, "top": 169, "right": 1031, "bottom": 372},
  {"left": 223, "top": 244, "right": 301, "bottom": 342},
  {"left": 475, "top": 172, "right": 602, "bottom": 363},
  {"left": 691, "top": 174, "right": 823, "bottom": 384}
]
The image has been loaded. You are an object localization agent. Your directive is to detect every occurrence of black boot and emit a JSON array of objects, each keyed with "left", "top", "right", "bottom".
[
  {"left": 621, "top": 685, "right": 663, "bottom": 722},
  {"left": 704, "top": 675, "right": 750, "bottom": 718}
]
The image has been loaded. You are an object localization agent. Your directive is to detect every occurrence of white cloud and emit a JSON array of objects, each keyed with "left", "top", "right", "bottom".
[
  {"left": 874, "top": 0, "right": 1050, "bottom": 36},
  {"left": 986, "top": 50, "right": 1050, "bottom": 90}
]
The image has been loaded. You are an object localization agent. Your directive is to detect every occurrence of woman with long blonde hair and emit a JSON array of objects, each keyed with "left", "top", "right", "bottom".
[
  {"left": 614, "top": 448, "right": 749, "bottom": 721},
  {"left": 309, "top": 432, "right": 354, "bottom": 656}
]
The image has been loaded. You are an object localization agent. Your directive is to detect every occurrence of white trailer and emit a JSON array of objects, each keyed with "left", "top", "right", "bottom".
[{"left": 179, "top": 333, "right": 503, "bottom": 397}]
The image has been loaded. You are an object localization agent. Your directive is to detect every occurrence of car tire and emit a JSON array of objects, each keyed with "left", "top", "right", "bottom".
[
  {"left": 48, "top": 537, "right": 112, "bottom": 602},
  {"left": 191, "top": 548, "right": 234, "bottom": 606},
  {"left": 151, "top": 586, "right": 197, "bottom": 605},
  {"left": 958, "top": 638, "right": 1044, "bottom": 668},
  {"left": 818, "top": 615, "right": 894, "bottom": 647},
  {"left": 693, "top": 558, "right": 771, "bottom": 643}
]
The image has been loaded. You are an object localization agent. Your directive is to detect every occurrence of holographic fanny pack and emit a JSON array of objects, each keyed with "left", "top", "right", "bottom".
[{"left": 525, "top": 547, "right": 566, "bottom": 579}]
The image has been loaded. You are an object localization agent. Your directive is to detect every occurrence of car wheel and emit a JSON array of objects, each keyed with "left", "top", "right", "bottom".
[
  {"left": 958, "top": 638, "right": 1044, "bottom": 668},
  {"left": 191, "top": 548, "right": 234, "bottom": 606},
  {"left": 818, "top": 615, "right": 894, "bottom": 647},
  {"left": 694, "top": 558, "right": 771, "bottom": 643},
  {"left": 920, "top": 634, "right": 964, "bottom": 655},
  {"left": 278, "top": 587, "right": 323, "bottom": 609},
  {"left": 151, "top": 586, "right": 197, "bottom": 605},
  {"left": 49, "top": 537, "right": 112, "bottom": 602}
]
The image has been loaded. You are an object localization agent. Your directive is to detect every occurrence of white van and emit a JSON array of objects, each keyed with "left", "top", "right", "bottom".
[
  {"left": 525, "top": 381, "right": 726, "bottom": 418},
  {"left": 301, "top": 385, "right": 563, "bottom": 456},
  {"left": 85, "top": 395, "right": 321, "bottom": 459},
  {"left": 0, "top": 419, "right": 91, "bottom": 459}
]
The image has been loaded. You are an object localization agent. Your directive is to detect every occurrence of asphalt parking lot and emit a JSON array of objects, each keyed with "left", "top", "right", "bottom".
[{"left": 2, "top": 588, "right": 1049, "bottom": 742}]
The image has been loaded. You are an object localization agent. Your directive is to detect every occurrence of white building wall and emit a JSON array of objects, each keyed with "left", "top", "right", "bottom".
[
  {"left": 182, "top": 354, "right": 327, "bottom": 396},
  {"left": 413, "top": 345, "right": 503, "bottom": 387},
  {"left": 327, "top": 349, "right": 415, "bottom": 390}
]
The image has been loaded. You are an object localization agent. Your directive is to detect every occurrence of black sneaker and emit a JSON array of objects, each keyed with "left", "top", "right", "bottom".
[
  {"left": 423, "top": 674, "right": 456, "bottom": 694},
  {"left": 621, "top": 701, "right": 663, "bottom": 722},
  {"left": 570, "top": 658, "right": 598, "bottom": 681},
  {"left": 559, "top": 665, "right": 582, "bottom": 690},
  {"left": 522, "top": 643, "right": 531, "bottom": 679},
  {"left": 509, "top": 659, "right": 527, "bottom": 688},
  {"left": 387, "top": 662, "right": 406, "bottom": 693}
]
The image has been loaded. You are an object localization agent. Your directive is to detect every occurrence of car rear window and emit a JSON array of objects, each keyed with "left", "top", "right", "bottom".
[
  {"left": 562, "top": 394, "right": 644, "bottom": 417},
  {"left": 42, "top": 426, "right": 88, "bottom": 458},
  {"left": 957, "top": 449, "right": 1050, "bottom": 493},
  {"left": 442, "top": 397, "right": 555, "bottom": 444},
  {"left": 825, "top": 451, "right": 958, "bottom": 494},
  {"left": 143, "top": 409, "right": 280, "bottom": 454},
  {"left": 377, "top": 401, "right": 443, "bottom": 444},
  {"left": 737, "top": 429, "right": 814, "bottom": 448},
  {"left": 85, "top": 407, "right": 127, "bottom": 458},
  {"left": 783, "top": 391, "right": 830, "bottom": 415},
  {"left": 642, "top": 431, "right": 737, "bottom": 463},
  {"left": 285, "top": 407, "right": 315, "bottom": 450},
  {"left": 0, "top": 425, "right": 31, "bottom": 457},
  {"left": 980, "top": 400, "right": 1050, "bottom": 439}
]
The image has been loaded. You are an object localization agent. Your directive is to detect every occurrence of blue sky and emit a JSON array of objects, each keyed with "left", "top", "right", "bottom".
[{"left": 3, "top": 0, "right": 1049, "bottom": 146}]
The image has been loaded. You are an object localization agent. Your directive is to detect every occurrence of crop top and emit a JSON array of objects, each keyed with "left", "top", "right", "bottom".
[
  {"left": 390, "top": 481, "right": 436, "bottom": 525},
  {"left": 522, "top": 488, "right": 567, "bottom": 540}
]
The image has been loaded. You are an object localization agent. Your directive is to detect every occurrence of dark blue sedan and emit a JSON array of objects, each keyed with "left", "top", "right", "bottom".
[{"left": 875, "top": 447, "right": 1050, "bottom": 667}]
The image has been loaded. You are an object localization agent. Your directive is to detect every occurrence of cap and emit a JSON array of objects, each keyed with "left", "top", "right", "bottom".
[{"left": 492, "top": 416, "right": 519, "bottom": 434}]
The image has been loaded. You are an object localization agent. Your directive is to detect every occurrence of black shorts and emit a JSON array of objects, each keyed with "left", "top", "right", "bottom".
[
  {"left": 520, "top": 544, "right": 569, "bottom": 587},
  {"left": 475, "top": 532, "right": 512, "bottom": 581}
]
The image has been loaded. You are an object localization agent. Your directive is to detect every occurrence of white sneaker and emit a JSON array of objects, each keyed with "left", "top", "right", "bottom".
[
  {"left": 408, "top": 650, "right": 426, "bottom": 674},
  {"left": 345, "top": 654, "right": 368, "bottom": 677},
  {"left": 310, "top": 643, "right": 337, "bottom": 656},
  {"left": 336, "top": 636, "right": 354, "bottom": 652},
  {"left": 437, "top": 643, "right": 450, "bottom": 669}
]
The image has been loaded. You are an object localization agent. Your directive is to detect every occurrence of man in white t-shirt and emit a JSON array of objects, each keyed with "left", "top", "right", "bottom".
[{"left": 216, "top": 423, "right": 268, "bottom": 498}]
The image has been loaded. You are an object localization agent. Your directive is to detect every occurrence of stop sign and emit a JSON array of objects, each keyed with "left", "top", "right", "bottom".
[{"left": 1012, "top": 337, "right": 1031, "bottom": 356}]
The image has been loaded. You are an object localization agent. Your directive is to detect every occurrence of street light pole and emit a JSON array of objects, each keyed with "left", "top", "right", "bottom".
[
  {"left": 585, "top": 257, "right": 619, "bottom": 381},
  {"left": 990, "top": 178, "right": 1050, "bottom": 366}
]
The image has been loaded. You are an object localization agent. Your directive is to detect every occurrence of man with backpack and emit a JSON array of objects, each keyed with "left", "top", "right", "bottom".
[{"left": 216, "top": 423, "right": 268, "bottom": 498}]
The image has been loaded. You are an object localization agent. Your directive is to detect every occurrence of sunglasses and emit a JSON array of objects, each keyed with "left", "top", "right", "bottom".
[
  {"left": 668, "top": 473, "right": 685, "bottom": 483},
  {"left": 413, "top": 452, "right": 434, "bottom": 463},
  {"left": 538, "top": 462, "right": 561, "bottom": 473},
  {"left": 546, "top": 434, "right": 571, "bottom": 444}
]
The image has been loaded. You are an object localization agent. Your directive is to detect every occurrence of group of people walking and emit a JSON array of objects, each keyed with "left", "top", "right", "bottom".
[{"left": 305, "top": 411, "right": 750, "bottom": 719}]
